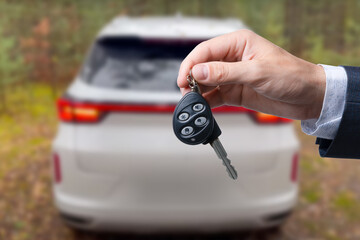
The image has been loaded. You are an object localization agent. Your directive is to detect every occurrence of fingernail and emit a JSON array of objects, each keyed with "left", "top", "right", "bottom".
[{"left": 192, "top": 64, "right": 208, "bottom": 81}]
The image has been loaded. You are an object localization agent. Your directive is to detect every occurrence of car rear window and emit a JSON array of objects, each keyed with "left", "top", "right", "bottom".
[{"left": 81, "top": 37, "right": 203, "bottom": 92}]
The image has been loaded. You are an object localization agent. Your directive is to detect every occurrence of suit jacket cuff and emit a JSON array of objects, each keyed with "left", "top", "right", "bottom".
[{"left": 316, "top": 66, "right": 360, "bottom": 158}]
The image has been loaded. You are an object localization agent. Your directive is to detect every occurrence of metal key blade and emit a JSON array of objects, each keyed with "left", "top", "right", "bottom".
[{"left": 210, "top": 138, "right": 238, "bottom": 180}]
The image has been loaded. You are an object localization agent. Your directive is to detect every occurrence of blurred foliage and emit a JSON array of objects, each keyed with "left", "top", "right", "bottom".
[
  {"left": 333, "top": 190, "right": 360, "bottom": 221},
  {"left": 0, "top": 84, "right": 56, "bottom": 178},
  {"left": 0, "top": 84, "right": 65, "bottom": 240},
  {"left": 0, "top": 26, "right": 24, "bottom": 85},
  {"left": 1, "top": 0, "right": 360, "bottom": 93}
]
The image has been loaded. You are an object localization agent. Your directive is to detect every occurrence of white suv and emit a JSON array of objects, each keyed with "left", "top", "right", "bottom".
[{"left": 52, "top": 16, "right": 299, "bottom": 232}]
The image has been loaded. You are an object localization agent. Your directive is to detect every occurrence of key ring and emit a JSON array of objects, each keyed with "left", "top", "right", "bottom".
[
  {"left": 187, "top": 69, "right": 201, "bottom": 93},
  {"left": 187, "top": 69, "right": 196, "bottom": 88}
]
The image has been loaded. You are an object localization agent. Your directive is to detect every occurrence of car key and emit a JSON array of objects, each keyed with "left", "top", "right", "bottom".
[{"left": 173, "top": 71, "right": 238, "bottom": 180}]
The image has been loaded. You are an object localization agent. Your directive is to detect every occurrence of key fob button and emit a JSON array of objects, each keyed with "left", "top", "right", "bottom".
[
  {"left": 181, "top": 126, "right": 194, "bottom": 136},
  {"left": 193, "top": 103, "right": 204, "bottom": 112},
  {"left": 194, "top": 117, "right": 207, "bottom": 126},
  {"left": 178, "top": 112, "right": 190, "bottom": 121}
]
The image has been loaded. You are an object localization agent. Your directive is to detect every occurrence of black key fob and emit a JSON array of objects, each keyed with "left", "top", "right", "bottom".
[{"left": 173, "top": 91, "right": 221, "bottom": 145}]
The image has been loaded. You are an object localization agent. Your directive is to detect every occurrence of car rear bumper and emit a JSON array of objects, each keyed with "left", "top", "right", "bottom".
[{"left": 55, "top": 186, "right": 297, "bottom": 232}]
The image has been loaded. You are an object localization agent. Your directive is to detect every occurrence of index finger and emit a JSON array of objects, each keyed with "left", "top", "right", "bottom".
[{"left": 177, "top": 29, "right": 250, "bottom": 88}]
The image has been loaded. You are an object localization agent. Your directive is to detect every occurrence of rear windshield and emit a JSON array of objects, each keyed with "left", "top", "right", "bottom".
[{"left": 81, "top": 37, "right": 203, "bottom": 92}]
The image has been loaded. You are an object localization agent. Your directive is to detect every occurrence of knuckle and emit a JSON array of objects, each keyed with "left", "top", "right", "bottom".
[
  {"left": 236, "top": 29, "right": 254, "bottom": 38},
  {"left": 179, "top": 61, "right": 187, "bottom": 71},
  {"left": 211, "top": 64, "right": 229, "bottom": 84},
  {"left": 194, "top": 40, "right": 209, "bottom": 53},
  {"left": 192, "top": 43, "right": 202, "bottom": 53},
  {"left": 181, "top": 58, "right": 196, "bottom": 73}
]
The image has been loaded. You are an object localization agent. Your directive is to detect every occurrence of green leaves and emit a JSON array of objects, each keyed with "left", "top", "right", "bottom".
[{"left": 0, "top": 26, "right": 24, "bottom": 85}]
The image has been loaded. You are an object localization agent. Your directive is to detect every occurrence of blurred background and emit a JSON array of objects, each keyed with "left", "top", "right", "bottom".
[{"left": 2, "top": 0, "right": 360, "bottom": 239}]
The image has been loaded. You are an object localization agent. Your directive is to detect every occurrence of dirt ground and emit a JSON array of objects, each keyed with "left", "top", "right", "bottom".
[{"left": 1, "top": 85, "right": 360, "bottom": 240}]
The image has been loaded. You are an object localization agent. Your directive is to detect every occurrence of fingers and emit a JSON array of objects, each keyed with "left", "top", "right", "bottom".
[
  {"left": 179, "top": 59, "right": 263, "bottom": 96},
  {"left": 203, "top": 84, "right": 244, "bottom": 108},
  {"left": 180, "top": 87, "right": 190, "bottom": 96},
  {"left": 179, "top": 84, "right": 215, "bottom": 97},
  {"left": 177, "top": 29, "right": 253, "bottom": 88},
  {"left": 202, "top": 87, "right": 225, "bottom": 108},
  {"left": 192, "top": 60, "right": 262, "bottom": 87},
  {"left": 197, "top": 83, "right": 216, "bottom": 94}
]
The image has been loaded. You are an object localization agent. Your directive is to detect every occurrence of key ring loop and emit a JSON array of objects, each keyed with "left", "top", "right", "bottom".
[
  {"left": 187, "top": 69, "right": 196, "bottom": 88},
  {"left": 187, "top": 69, "right": 201, "bottom": 93}
]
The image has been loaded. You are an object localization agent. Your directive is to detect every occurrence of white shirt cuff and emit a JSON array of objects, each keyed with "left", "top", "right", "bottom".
[{"left": 301, "top": 65, "right": 347, "bottom": 140}]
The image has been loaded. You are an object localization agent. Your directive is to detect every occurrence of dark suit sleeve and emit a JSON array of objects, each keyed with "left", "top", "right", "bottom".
[{"left": 316, "top": 66, "right": 360, "bottom": 159}]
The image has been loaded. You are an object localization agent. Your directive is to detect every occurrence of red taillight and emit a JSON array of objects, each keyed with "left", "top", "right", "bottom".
[
  {"left": 57, "top": 98, "right": 292, "bottom": 124},
  {"left": 291, "top": 153, "right": 299, "bottom": 182},
  {"left": 57, "top": 98, "right": 101, "bottom": 123},
  {"left": 53, "top": 153, "right": 62, "bottom": 184},
  {"left": 57, "top": 98, "right": 176, "bottom": 123},
  {"left": 253, "top": 112, "right": 293, "bottom": 124}
]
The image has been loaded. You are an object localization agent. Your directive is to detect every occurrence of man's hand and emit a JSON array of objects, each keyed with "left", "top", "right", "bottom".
[{"left": 177, "top": 29, "right": 326, "bottom": 120}]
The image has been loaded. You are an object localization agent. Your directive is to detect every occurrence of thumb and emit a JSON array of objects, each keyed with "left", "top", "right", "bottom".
[{"left": 192, "top": 61, "right": 258, "bottom": 86}]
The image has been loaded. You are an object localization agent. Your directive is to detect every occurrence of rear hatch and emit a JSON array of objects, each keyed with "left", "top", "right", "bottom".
[{"left": 57, "top": 36, "right": 297, "bottom": 201}]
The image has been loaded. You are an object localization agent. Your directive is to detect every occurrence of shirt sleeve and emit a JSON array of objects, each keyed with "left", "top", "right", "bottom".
[{"left": 301, "top": 65, "right": 347, "bottom": 140}]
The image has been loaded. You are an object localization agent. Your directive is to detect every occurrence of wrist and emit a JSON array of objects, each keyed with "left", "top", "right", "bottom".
[
  {"left": 305, "top": 63, "right": 326, "bottom": 119},
  {"left": 301, "top": 65, "right": 348, "bottom": 139}
]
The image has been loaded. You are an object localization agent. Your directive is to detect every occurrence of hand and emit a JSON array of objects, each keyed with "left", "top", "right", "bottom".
[{"left": 177, "top": 29, "right": 326, "bottom": 120}]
